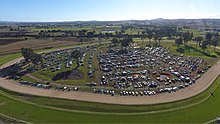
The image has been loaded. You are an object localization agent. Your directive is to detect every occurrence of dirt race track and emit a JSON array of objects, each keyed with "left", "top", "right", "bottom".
[{"left": 1, "top": 58, "right": 220, "bottom": 105}]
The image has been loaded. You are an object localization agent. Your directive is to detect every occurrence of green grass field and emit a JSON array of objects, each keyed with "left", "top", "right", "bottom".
[
  {"left": 0, "top": 53, "right": 21, "bottom": 66},
  {"left": 31, "top": 27, "right": 93, "bottom": 32},
  {"left": 31, "top": 26, "right": 122, "bottom": 34},
  {"left": 181, "top": 29, "right": 202, "bottom": 38}
]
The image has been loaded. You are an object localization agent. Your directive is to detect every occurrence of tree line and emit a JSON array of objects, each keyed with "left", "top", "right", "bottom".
[{"left": 175, "top": 32, "right": 220, "bottom": 51}]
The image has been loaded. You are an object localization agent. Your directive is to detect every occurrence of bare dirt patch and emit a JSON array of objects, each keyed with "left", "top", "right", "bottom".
[
  {"left": 0, "top": 38, "right": 26, "bottom": 45},
  {"left": 52, "top": 69, "right": 84, "bottom": 81}
]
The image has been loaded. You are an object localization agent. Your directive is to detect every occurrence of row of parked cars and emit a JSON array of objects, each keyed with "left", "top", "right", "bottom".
[
  {"left": 19, "top": 81, "right": 52, "bottom": 89},
  {"left": 120, "top": 82, "right": 196, "bottom": 96},
  {"left": 19, "top": 80, "right": 79, "bottom": 92},
  {"left": 18, "top": 80, "right": 196, "bottom": 96},
  {"left": 93, "top": 89, "right": 115, "bottom": 96},
  {"left": 120, "top": 90, "right": 157, "bottom": 96},
  {"left": 55, "top": 86, "right": 79, "bottom": 91}
]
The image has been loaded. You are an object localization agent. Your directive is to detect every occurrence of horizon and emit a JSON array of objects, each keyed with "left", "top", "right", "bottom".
[
  {"left": 1, "top": 18, "right": 220, "bottom": 23},
  {"left": 1, "top": 0, "right": 220, "bottom": 22}
]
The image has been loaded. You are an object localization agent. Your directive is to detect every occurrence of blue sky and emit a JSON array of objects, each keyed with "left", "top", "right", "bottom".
[{"left": 0, "top": 0, "right": 220, "bottom": 22}]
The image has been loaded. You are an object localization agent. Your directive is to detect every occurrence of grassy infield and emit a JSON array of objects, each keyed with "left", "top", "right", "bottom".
[{"left": 0, "top": 40, "right": 220, "bottom": 123}]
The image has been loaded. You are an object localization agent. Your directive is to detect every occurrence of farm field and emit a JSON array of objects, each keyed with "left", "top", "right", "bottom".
[
  {"left": 0, "top": 38, "right": 100, "bottom": 56},
  {"left": 0, "top": 37, "right": 27, "bottom": 45},
  {"left": 31, "top": 25, "right": 121, "bottom": 33},
  {"left": 31, "top": 27, "right": 93, "bottom": 31}
]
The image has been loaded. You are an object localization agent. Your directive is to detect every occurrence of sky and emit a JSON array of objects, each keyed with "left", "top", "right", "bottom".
[{"left": 0, "top": 0, "right": 220, "bottom": 22}]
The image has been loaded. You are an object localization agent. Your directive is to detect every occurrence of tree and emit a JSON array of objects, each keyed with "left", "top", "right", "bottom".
[
  {"left": 212, "top": 37, "right": 219, "bottom": 51},
  {"left": 120, "top": 37, "right": 133, "bottom": 48},
  {"left": 111, "top": 38, "right": 119, "bottom": 45},
  {"left": 190, "top": 32, "right": 194, "bottom": 40},
  {"left": 205, "top": 32, "right": 213, "bottom": 46},
  {"left": 86, "top": 31, "right": 94, "bottom": 38},
  {"left": 153, "top": 33, "right": 159, "bottom": 46},
  {"left": 78, "top": 30, "right": 86, "bottom": 36},
  {"left": 21, "top": 48, "right": 42, "bottom": 65},
  {"left": 31, "top": 53, "right": 43, "bottom": 65},
  {"left": 141, "top": 32, "right": 146, "bottom": 42},
  {"left": 205, "top": 32, "right": 213, "bottom": 41},
  {"left": 115, "top": 31, "right": 119, "bottom": 36},
  {"left": 200, "top": 40, "right": 209, "bottom": 52},
  {"left": 194, "top": 36, "right": 203, "bottom": 49},
  {"left": 140, "top": 33, "right": 146, "bottom": 46},
  {"left": 158, "top": 35, "right": 162, "bottom": 46},
  {"left": 146, "top": 31, "right": 153, "bottom": 46},
  {"left": 71, "top": 50, "right": 81, "bottom": 68},
  {"left": 121, "top": 29, "right": 125, "bottom": 34},
  {"left": 175, "top": 37, "right": 183, "bottom": 48},
  {"left": 38, "top": 30, "right": 46, "bottom": 38},
  {"left": 182, "top": 31, "right": 191, "bottom": 46},
  {"left": 21, "top": 48, "right": 34, "bottom": 62}
]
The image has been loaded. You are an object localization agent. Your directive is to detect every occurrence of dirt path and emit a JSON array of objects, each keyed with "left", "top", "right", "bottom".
[{"left": 1, "top": 56, "right": 220, "bottom": 105}]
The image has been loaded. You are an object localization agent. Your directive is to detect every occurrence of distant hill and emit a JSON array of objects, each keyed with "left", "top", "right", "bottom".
[{"left": 1, "top": 18, "right": 220, "bottom": 25}]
